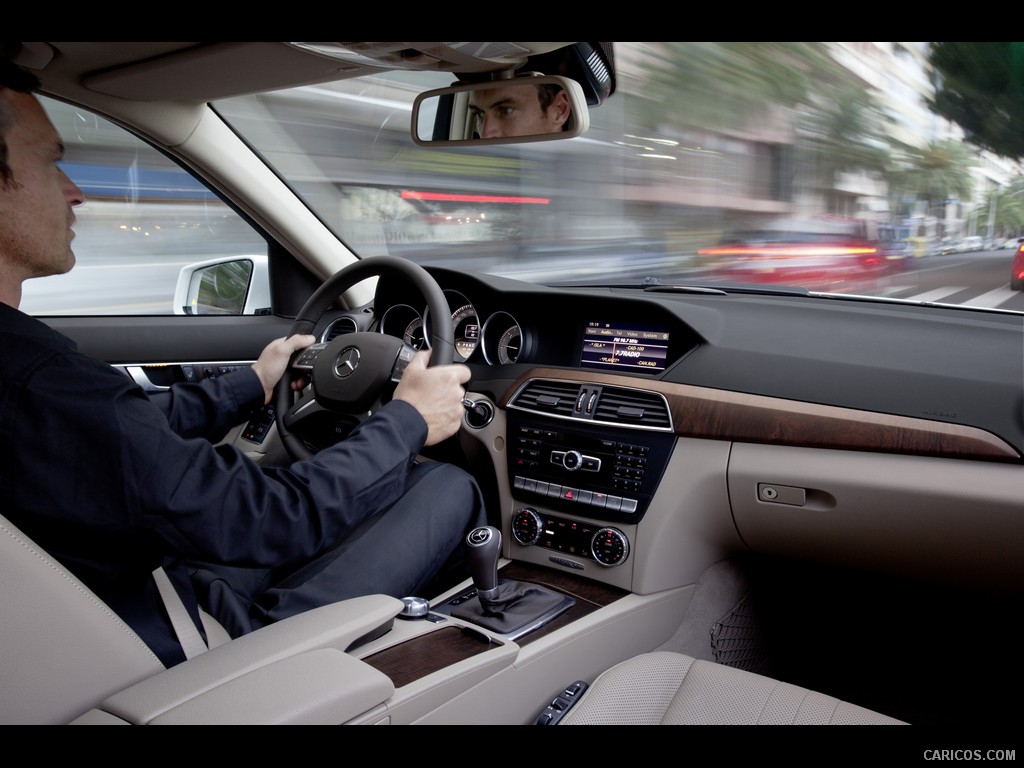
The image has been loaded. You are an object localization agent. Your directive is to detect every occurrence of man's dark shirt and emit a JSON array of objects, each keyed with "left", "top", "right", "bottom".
[{"left": 0, "top": 303, "right": 428, "bottom": 666}]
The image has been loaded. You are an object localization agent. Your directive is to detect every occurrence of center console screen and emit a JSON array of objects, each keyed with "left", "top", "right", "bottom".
[{"left": 580, "top": 322, "right": 670, "bottom": 374}]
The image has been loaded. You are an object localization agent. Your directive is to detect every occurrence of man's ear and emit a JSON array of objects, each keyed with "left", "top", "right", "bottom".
[{"left": 552, "top": 90, "right": 571, "bottom": 127}]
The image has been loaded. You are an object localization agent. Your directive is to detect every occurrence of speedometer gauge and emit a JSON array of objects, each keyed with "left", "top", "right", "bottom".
[
  {"left": 422, "top": 290, "right": 479, "bottom": 363},
  {"left": 482, "top": 311, "right": 528, "bottom": 365},
  {"left": 497, "top": 325, "right": 521, "bottom": 364},
  {"left": 451, "top": 302, "right": 480, "bottom": 362}
]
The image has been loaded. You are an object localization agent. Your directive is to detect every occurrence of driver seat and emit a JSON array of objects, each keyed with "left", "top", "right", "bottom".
[
  {"left": 0, "top": 510, "right": 234, "bottom": 724},
  {"left": 0, "top": 511, "right": 166, "bottom": 724},
  {"left": 0, "top": 510, "right": 402, "bottom": 725}
]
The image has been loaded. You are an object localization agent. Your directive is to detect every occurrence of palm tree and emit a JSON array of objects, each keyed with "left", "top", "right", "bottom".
[
  {"left": 976, "top": 178, "right": 1024, "bottom": 239},
  {"left": 886, "top": 139, "right": 976, "bottom": 230}
]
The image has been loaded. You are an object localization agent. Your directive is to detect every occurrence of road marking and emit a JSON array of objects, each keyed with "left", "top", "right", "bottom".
[
  {"left": 883, "top": 285, "right": 1021, "bottom": 309},
  {"left": 899, "top": 287, "right": 968, "bottom": 303},
  {"left": 957, "top": 285, "right": 1019, "bottom": 308}
]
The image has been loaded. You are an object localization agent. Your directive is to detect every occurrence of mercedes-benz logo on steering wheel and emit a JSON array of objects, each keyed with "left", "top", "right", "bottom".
[{"left": 334, "top": 347, "right": 361, "bottom": 378}]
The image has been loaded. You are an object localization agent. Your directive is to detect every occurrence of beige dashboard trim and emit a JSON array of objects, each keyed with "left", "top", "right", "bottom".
[{"left": 503, "top": 368, "right": 1021, "bottom": 463}]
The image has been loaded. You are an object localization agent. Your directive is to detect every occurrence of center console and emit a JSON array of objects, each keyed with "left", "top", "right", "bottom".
[{"left": 503, "top": 378, "right": 676, "bottom": 577}]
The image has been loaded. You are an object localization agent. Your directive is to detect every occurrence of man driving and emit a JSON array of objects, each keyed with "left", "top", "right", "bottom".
[{"left": 0, "top": 55, "right": 486, "bottom": 667}]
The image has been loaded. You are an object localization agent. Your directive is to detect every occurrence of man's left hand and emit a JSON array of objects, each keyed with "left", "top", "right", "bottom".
[{"left": 252, "top": 334, "right": 316, "bottom": 404}]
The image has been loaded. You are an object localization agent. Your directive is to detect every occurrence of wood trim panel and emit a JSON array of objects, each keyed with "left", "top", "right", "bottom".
[
  {"left": 361, "top": 626, "right": 497, "bottom": 689},
  {"left": 501, "top": 368, "right": 1021, "bottom": 463},
  {"left": 362, "top": 563, "right": 627, "bottom": 688}
]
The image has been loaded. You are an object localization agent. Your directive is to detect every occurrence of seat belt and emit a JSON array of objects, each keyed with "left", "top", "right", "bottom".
[{"left": 152, "top": 567, "right": 209, "bottom": 660}]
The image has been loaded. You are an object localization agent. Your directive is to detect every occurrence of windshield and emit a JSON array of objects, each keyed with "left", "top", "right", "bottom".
[
  {"left": 210, "top": 43, "right": 1024, "bottom": 311},
  {"left": 22, "top": 43, "right": 1024, "bottom": 316}
]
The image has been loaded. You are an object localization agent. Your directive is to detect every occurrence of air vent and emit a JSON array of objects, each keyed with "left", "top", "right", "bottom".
[
  {"left": 508, "top": 378, "right": 673, "bottom": 431},
  {"left": 509, "top": 380, "right": 581, "bottom": 418},
  {"left": 322, "top": 316, "right": 357, "bottom": 343},
  {"left": 593, "top": 387, "right": 672, "bottom": 429}
]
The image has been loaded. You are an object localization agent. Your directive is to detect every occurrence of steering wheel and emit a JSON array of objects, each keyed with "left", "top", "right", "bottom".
[{"left": 274, "top": 255, "right": 454, "bottom": 461}]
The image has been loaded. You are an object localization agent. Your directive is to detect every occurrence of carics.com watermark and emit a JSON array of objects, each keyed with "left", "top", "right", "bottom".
[{"left": 924, "top": 750, "right": 1016, "bottom": 761}]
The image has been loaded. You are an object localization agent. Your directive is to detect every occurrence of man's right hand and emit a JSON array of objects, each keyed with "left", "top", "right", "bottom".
[{"left": 393, "top": 349, "right": 470, "bottom": 446}]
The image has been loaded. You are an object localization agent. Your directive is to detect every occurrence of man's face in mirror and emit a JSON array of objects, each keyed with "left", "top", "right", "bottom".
[{"left": 469, "top": 84, "right": 571, "bottom": 138}]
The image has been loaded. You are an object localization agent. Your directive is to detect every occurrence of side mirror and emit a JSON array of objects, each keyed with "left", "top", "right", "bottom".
[
  {"left": 411, "top": 75, "right": 589, "bottom": 147},
  {"left": 173, "top": 255, "right": 271, "bottom": 316}
]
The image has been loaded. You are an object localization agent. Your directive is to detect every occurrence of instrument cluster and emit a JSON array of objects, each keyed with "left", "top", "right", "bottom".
[{"left": 378, "top": 288, "right": 529, "bottom": 366}]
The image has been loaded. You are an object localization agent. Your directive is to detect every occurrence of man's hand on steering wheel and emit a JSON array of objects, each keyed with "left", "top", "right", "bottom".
[
  {"left": 273, "top": 256, "right": 459, "bottom": 462},
  {"left": 252, "top": 334, "right": 316, "bottom": 404},
  {"left": 393, "top": 349, "right": 471, "bottom": 447}
]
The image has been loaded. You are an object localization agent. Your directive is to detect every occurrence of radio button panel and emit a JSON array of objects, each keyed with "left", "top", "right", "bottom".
[{"left": 507, "top": 413, "right": 673, "bottom": 523}]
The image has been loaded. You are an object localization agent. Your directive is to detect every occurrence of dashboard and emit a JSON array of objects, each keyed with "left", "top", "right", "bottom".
[
  {"left": 301, "top": 263, "right": 1024, "bottom": 595},
  {"left": 357, "top": 265, "right": 1024, "bottom": 461}
]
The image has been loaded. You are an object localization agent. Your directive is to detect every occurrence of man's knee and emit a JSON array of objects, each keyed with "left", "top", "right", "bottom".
[{"left": 408, "top": 461, "right": 486, "bottom": 528}]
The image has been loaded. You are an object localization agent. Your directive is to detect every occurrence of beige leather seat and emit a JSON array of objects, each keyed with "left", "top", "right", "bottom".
[
  {"left": 0, "top": 511, "right": 398, "bottom": 725},
  {"left": 0, "top": 512, "right": 167, "bottom": 724},
  {"left": 558, "top": 651, "right": 906, "bottom": 725}
]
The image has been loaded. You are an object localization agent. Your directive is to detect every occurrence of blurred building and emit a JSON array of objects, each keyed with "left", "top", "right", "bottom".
[
  {"left": 609, "top": 42, "right": 1022, "bottom": 251},
  {"left": 831, "top": 42, "right": 1021, "bottom": 246}
]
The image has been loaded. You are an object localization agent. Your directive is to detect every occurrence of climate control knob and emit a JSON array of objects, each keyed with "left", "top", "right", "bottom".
[
  {"left": 511, "top": 507, "right": 543, "bottom": 546},
  {"left": 591, "top": 527, "right": 629, "bottom": 567}
]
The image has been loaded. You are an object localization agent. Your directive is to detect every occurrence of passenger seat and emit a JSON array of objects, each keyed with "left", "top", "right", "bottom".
[{"left": 551, "top": 651, "right": 905, "bottom": 725}]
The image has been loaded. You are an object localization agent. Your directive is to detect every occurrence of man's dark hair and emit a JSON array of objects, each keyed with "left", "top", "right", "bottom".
[
  {"left": 536, "top": 84, "right": 561, "bottom": 112},
  {"left": 0, "top": 51, "right": 42, "bottom": 186}
]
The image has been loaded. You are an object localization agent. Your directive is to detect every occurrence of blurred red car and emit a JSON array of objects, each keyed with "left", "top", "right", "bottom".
[
  {"left": 698, "top": 216, "right": 903, "bottom": 290},
  {"left": 1011, "top": 239, "right": 1024, "bottom": 290}
]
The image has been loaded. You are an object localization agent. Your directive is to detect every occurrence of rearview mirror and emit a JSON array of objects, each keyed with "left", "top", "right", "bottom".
[{"left": 411, "top": 75, "right": 589, "bottom": 147}]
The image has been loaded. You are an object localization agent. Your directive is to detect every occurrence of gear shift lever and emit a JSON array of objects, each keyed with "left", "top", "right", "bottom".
[
  {"left": 449, "top": 524, "right": 575, "bottom": 637},
  {"left": 465, "top": 526, "right": 502, "bottom": 609}
]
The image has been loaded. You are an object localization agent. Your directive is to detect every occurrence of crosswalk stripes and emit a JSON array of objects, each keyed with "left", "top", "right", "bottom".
[
  {"left": 879, "top": 284, "right": 1021, "bottom": 309},
  {"left": 895, "top": 287, "right": 967, "bottom": 303},
  {"left": 958, "top": 286, "right": 1022, "bottom": 309}
]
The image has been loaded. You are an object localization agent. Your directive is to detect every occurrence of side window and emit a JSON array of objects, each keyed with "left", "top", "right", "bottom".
[{"left": 21, "top": 97, "right": 269, "bottom": 316}]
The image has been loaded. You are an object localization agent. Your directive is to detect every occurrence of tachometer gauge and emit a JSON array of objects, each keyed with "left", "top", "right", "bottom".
[
  {"left": 403, "top": 318, "right": 426, "bottom": 349},
  {"left": 379, "top": 303, "right": 423, "bottom": 347}
]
